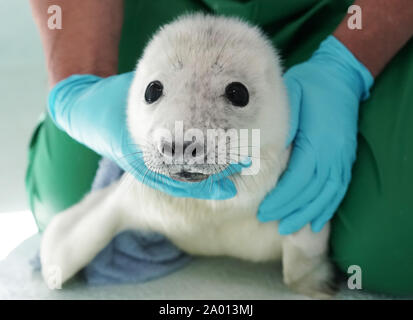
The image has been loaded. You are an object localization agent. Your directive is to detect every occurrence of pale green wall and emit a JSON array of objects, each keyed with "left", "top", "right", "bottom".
[{"left": 0, "top": 1, "right": 47, "bottom": 211}]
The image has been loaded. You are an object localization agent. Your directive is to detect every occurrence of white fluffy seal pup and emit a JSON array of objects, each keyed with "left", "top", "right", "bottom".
[{"left": 41, "top": 14, "right": 335, "bottom": 298}]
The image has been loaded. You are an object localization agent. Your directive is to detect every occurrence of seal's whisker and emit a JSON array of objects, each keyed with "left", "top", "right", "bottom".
[
  {"left": 214, "top": 34, "right": 232, "bottom": 68},
  {"left": 226, "top": 153, "right": 266, "bottom": 161}
]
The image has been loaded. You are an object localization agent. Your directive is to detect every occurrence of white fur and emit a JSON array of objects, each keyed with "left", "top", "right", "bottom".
[{"left": 41, "top": 14, "right": 334, "bottom": 298}]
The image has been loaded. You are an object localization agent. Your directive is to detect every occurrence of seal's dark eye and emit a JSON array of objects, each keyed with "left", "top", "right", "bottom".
[
  {"left": 225, "top": 82, "right": 249, "bottom": 107},
  {"left": 145, "top": 80, "right": 163, "bottom": 104}
]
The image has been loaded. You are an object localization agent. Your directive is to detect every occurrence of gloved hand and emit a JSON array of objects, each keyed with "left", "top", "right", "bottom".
[
  {"left": 258, "top": 35, "right": 374, "bottom": 234},
  {"left": 48, "top": 72, "right": 250, "bottom": 200}
]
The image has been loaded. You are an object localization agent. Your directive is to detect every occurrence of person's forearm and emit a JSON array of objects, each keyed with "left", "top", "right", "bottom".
[
  {"left": 334, "top": 0, "right": 413, "bottom": 77},
  {"left": 30, "top": 0, "right": 123, "bottom": 86}
]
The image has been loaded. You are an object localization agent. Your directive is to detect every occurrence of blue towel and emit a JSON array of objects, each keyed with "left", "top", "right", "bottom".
[{"left": 33, "top": 158, "right": 191, "bottom": 285}]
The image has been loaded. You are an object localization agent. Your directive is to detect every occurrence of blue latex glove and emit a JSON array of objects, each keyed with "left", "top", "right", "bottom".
[
  {"left": 48, "top": 72, "right": 250, "bottom": 200},
  {"left": 258, "top": 36, "right": 374, "bottom": 234}
]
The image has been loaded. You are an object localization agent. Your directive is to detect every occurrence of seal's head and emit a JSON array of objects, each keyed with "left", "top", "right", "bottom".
[{"left": 128, "top": 14, "right": 288, "bottom": 182}]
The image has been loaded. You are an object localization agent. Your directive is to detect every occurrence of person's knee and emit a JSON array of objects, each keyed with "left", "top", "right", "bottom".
[
  {"left": 331, "top": 205, "right": 413, "bottom": 296},
  {"left": 25, "top": 116, "right": 100, "bottom": 232}
]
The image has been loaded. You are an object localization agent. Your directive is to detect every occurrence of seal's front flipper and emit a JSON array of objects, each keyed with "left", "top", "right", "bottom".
[{"left": 40, "top": 181, "right": 124, "bottom": 287}]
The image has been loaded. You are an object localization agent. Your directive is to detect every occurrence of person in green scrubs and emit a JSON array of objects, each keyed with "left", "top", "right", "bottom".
[{"left": 27, "top": 0, "right": 413, "bottom": 296}]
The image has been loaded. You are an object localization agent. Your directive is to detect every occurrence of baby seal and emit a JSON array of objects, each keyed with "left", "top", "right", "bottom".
[{"left": 41, "top": 14, "right": 335, "bottom": 298}]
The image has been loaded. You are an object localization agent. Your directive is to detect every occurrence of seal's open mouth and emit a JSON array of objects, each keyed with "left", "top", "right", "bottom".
[{"left": 170, "top": 171, "right": 209, "bottom": 182}]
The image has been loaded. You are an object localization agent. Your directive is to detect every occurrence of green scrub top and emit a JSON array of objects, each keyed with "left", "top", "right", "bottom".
[{"left": 25, "top": 0, "right": 413, "bottom": 296}]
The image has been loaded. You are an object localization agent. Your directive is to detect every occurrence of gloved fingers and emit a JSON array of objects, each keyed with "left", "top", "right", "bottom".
[
  {"left": 128, "top": 161, "right": 240, "bottom": 198},
  {"left": 283, "top": 74, "right": 302, "bottom": 147},
  {"left": 277, "top": 179, "right": 338, "bottom": 235},
  {"left": 118, "top": 127, "right": 243, "bottom": 200},
  {"left": 257, "top": 143, "right": 316, "bottom": 221},
  {"left": 310, "top": 164, "right": 350, "bottom": 232},
  {"left": 260, "top": 164, "right": 331, "bottom": 222},
  {"left": 123, "top": 142, "right": 246, "bottom": 184},
  {"left": 310, "top": 182, "right": 348, "bottom": 232},
  {"left": 124, "top": 152, "right": 239, "bottom": 200},
  {"left": 223, "top": 157, "right": 252, "bottom": 177}
]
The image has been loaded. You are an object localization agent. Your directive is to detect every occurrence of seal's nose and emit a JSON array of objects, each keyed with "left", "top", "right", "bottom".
[
  {"left": 158, "top": 140, "right": 206, "bottom": 163},
  {"left": 158, "top": 140, "right": 175, "bottom": 161},
  {"left": 183, "top": 141, "right": 204, "bottom": 159}
]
